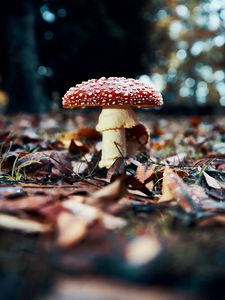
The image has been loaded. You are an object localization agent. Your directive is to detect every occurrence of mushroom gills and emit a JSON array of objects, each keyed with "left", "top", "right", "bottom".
[{"left": 96, "top": 107, "right": 138, "bottom": 168}]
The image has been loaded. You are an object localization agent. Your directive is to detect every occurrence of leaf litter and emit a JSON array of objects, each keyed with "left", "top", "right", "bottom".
[{"left": 0, "top": 113, "right": 225, "bottom": 281}]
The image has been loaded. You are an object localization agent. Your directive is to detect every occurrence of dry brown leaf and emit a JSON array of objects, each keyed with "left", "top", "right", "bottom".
[
  {"left": 59, "top": 128, "right": 101, "bottom": 144},
  {"left": 136, "top": 164, "right": 156, "bottom": 191},
  {"left": 188, "top": 185, "right": 225, "bottom": 211},
  {"left": 68, "top": 139, "right": 89, "bottom": 155},
  {"left": 49, "top": 151, "right": 73, "bottom": 174},
  {"left": 62, "top": 200, "right": 100, "bottom": 223},
  {"left": 188, "top": 184, "right": 210, "bottom": 206},
  {"left": 159, "top": 167, "right": 196, "bottom": 212},
  {"left": 126, "top": 235, "right": 162, "bottom": 265},
  {"left": 199, "top": 214, "right": 225, "bottom": 227},
  {"left": 0, "top": 214, "right": 51, "bottom": 233},
  {"left": 62, "top": 199, "right": 127, "bottom": 229},
  {"left": 85, "top": 177, "right": 128, "bottom": 206},
  {"left": 56, "top": 211, "right": 87, "bottom": 248},
  {"left": 142, "top": 167, "right": 188, "bottom": 187},
  {"left": 128, "top": 189, "right": 150, "bottom": 197},
  {"left": 136, "top": 164, "right": 155, "bottom": 183},
  {"left": 102, "top": 213, "right": 127, "bottom": 230},
  {"left": 0, "top": 195, "right": 55, "bottom": 212},
  {"left": 66, "top": 195, "right": 86, "bottom": 203},
  {"left": 158, "top": 166, "right": 174, "bottom": 202},
  {"left": 17, "top": 150, "right": 52, "bottom": 164},
  {"left": 17, "top": 150, "right": 73, "bottom": 175},
  {"left": 59, "top": 131, "right": 79, "bottom": 145},
  {"left": 72, "top": 161, "right": 89, "bottom": 174},
  {"left": 218, "top": 164, "right": 225, "bottom": 171},
  {"left": 107, "top": 158, "right": 126, "bottom": 180},
  {"left": 145, "top": 181, "right": 154, "bottom": 191},
  {"left": 0, "top": 186, "right": 25, "bottom": 199},
  {"left": 174, "top": 169, "right": 189, "bottom": 178}
]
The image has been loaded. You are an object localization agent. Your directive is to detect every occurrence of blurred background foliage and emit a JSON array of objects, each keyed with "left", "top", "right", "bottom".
[{"left": 0, "top": 0, "right": 224, "bottom": 113}]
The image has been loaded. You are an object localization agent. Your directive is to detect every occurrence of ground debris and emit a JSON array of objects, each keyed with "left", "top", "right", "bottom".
[{"left": 1, "top": 113, "right": 225, "bottom": 297}]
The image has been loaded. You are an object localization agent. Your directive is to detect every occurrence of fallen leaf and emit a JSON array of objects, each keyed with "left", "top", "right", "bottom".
[
  {"left": 58, "top": 131, "right": 79, "bottom": 145},
  {"left": 159, "top": 167, "right": 196, "bottom": 213},
  {"left": 161, "top": 152, "right": 188, "bottom": 166},
  {"left": 0, "top": 214, "right": 51, "bottom": 233},
  {"left": 199, "top": 214, "right": 225, "bottom": 227},
  {"left": 107, "top": 158, "right": 126, "bottom": 180},
  {"left": 62, "top": 200, "right": 100, "bottom": 224},
  {"left": 188, "top": 184, "right": 210, "bottom": 207},
  {"left": 102, "top": 213, "right": 127, "bottom": 230},
  {"left": 0, "top": 195, "right": 55, "bottom": 212},
  {"left": 62, "top": 199, "right": 127, "bottom": 229},
  {"left": 159, "top": 166, "right": 174, "bottom": 202},
  {"left": 0, "top": 186, "right": 26, "bottom": 199},
  {"left": 136, "top": 164, "right": 155, "bottom": 183},
  {"left": 218, "top": 164, "right": 225, "bottom": 171},
  {"left": 49, "top": 151, "right": 73, "bottom": 175},
  {"left": 86, "top": 177, "right": 128, "bottom": 206},
  {"left": 199, "top": 200, "right": 225, "bottom": 212},
  {"left": 59, "top": 128, "right": 101, "bottom": 145},
  {"left": 20, "top": 128, "right": 41, "bottom": 143},
  {"left": 56, "top": 211, "right": 87, "bottom": 248},
  {"left": 126, "top": 235, "right": 162, "bottom": 265},
  {"left": 17, "top": 150, "right": 73, "bottom": 176},
  {"left": 68, "top": 139, "right": 89, "bottom": 156},
  {"left": 72, "top": 161, "right": 89, "bottom": 174},
  {"left": 203, "top": 171, "right": 222, "bottom": 189}
]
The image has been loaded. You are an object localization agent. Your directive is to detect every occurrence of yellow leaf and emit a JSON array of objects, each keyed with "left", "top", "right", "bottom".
[{"left": 158, "top": 166, "right": 174, "bottom": 202}]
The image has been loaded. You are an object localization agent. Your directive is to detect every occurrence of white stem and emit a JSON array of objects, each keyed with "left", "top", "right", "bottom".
[
  {"left": 99, "top": 128, "right": 126, "bottom": 168},
  {"left": 96, "top": 107, "right": 138, "bottom": 168},
  {"left": 96, "top": 107, "right": 138, "bottom": 132}
]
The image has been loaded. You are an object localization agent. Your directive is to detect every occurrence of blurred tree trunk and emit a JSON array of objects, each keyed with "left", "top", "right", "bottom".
[{"left": 7, "top": 1, "right": 49, "bottom": 113}]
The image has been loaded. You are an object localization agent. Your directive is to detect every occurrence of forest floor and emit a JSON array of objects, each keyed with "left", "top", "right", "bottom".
[{"left": 0, "top": 110, "right": 225, "bottom": 300}]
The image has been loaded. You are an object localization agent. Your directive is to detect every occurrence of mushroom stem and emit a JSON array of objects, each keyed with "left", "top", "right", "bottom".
[
  {"left": 96, "top": 107, "right": 138, "bottom": 168},
  {"left": 99, "top": 128, "right": 126, "bottom": 168}
]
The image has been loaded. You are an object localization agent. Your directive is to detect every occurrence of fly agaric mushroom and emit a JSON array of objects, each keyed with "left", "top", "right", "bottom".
[{"left": 62, "top": 77, "right": 163, "bottom": 168}]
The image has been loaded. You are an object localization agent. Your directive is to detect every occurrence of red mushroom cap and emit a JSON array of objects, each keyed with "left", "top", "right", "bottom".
[{"left": 62, "top": 77, "right": 163, "bottom": 108}]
